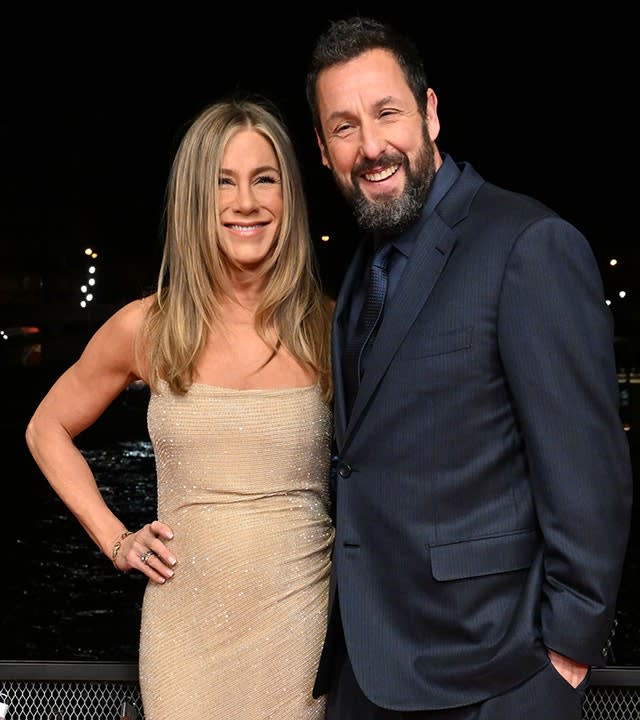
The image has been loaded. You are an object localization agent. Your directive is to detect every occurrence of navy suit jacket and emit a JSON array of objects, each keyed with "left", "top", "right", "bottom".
[{"left": 314, "top": 161, "right": 633, "bottom": 711}]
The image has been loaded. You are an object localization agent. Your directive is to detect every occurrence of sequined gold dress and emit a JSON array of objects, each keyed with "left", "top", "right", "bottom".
[{"left": 138, "top": 381, "right": 334, "bottom": 719}]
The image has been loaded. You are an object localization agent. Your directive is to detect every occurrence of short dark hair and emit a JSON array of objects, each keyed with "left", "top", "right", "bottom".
[{"left": 305, "top": 16, "right": 429, "bottom": 139}]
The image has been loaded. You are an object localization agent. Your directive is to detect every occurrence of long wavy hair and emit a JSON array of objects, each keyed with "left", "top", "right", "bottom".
[{"left": 142, "top": 97, "right": 332, "bottom": 402}]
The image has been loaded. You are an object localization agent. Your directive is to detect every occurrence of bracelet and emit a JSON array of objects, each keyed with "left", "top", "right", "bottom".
[{"left": 111, "top": 530, "right": 134, "bottom": 569}]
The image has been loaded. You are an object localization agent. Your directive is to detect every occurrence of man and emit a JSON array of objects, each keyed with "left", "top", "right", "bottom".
[{"left": 305, "top": 16, "right": 633, "bottom": 720}]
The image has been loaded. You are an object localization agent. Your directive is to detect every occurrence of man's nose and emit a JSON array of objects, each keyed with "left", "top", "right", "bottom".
[{"left": 358, "top": 119, "right": 387, "bottom": 159}]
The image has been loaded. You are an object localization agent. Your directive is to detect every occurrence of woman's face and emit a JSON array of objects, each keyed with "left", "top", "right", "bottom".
[{"left": 218, "top": 128, "right": 283, "bottom": 271}]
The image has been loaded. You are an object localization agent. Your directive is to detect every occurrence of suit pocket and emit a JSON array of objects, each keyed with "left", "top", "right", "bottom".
[
  {"left": 396, "top": 325, "right": 473, "bottom": 359},
  {"left": 429, "top": 529, "right": 538, "bottom": 581}
]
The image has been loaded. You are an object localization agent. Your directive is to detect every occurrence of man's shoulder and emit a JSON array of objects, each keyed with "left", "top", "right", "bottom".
[
  {"left": 436, "top": 161, "right": 557, "bottom": 232},
  {"left": 457, "top": 163, "right": 559, "bottom": 225}
]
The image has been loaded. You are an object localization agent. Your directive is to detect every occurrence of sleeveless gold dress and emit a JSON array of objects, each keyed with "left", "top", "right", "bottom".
[{"left": 139, "top": 381, "right": 334, "bottom": 719}]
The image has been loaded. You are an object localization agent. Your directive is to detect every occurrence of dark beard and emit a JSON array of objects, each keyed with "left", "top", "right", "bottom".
[{"left": 333, "top": 122, "right": 436, "bottom": 236}]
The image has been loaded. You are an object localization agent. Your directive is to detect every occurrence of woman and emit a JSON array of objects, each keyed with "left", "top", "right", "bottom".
[{"left": 25, "top": 98, "right": 334, "bottom": 719}]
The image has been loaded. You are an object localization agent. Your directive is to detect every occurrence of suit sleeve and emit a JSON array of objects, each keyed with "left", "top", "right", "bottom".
[{"left": 497, "top": 216, "right": 633, "bottom": 665}]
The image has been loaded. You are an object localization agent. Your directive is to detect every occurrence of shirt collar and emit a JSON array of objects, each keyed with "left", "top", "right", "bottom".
[{"left": 393, "top": 153, "right": 459, "bottom": 258}]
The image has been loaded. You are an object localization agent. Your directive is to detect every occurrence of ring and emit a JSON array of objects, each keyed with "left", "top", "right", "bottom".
[{"left": 140, "top": 550, "right": 155, "bottom": 564}]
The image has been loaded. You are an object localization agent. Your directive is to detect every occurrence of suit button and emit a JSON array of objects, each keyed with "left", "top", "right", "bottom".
[{"left": 337, "top": 462, "right": 352, "bottom": 478}]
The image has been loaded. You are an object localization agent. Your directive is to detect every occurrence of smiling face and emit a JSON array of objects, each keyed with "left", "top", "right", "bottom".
[
  {"left": 218, "top": 128, "right": 283, "bottom": 271},
  {"left": 315, "top": 48, "right": 442, "bottom": 234}
]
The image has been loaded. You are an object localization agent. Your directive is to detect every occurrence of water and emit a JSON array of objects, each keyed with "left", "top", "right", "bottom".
[
  {"left": 3, "top": 372, "right": 640, "bottom": 666},
  {"left": 3, "top": 376, "right": 153, "bottom": 662}
]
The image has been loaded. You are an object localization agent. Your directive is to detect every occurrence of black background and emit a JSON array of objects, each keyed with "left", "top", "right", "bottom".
[{"left": 1, "top": 8, "right": 637, "bottom": 323}]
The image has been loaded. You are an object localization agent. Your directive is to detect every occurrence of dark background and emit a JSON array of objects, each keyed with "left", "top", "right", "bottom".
[
  {"left": 1, "top": 8, "right": 637, "bottom": 320},
  {"left": 1, "top": 9, "right": 638, "bottom": 663}
]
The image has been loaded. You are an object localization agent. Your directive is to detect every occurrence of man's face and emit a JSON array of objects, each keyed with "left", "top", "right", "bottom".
[{"left": 315, "top": 48, "right": 441, "bottom": 234}]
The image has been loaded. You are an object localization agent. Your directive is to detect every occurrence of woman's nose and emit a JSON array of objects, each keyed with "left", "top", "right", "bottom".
[{"left": 233, "top": 183, "right": 258, "bottom": 212}]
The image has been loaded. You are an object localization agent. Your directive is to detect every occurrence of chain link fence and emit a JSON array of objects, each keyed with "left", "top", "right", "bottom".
[
  {"left": 1, "top": 663, "right": 639, "bottom": 719},
  {"left": 0, "top": 663, "right": 143, "bottom": 720}
]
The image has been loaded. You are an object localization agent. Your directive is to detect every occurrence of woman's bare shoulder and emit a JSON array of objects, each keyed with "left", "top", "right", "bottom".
[
  {"left": 81, "top": 295, "right": 156, "bottom": 366},
  {"left": 106, "top": 294, "right": 156, "bottom": 331}
]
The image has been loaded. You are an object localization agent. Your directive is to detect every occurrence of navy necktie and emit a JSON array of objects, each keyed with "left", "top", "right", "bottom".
[{"left": 343, "top": 242, "right": 392, "bottom": 417}]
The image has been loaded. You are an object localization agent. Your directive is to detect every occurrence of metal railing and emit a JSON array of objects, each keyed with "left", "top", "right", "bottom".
[
  {"left": 0, "top": 662, "right": 639, "bottom": 719},
  {"left": 0, "top": 663, "right": 143, "bottom": 720}
]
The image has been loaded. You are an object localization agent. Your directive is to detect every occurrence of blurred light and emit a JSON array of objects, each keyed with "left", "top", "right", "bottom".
[
  {"left": 619, "top": 290, "right": 627, "bottom": 299},
  {"left": 609, "top": 258, "right": 618, "bottom": 266},
  {"left": 80, "top": 251, "right": 99, "bottom": 309},
  {"left": 605, "top": 299, "right": 612, "bottom": 306},
  {"left": 321, "top": 235, "right": 330, "bottom": 242},
  {"left": 1, "top": 325, "right": 40, "bottom": 339}
]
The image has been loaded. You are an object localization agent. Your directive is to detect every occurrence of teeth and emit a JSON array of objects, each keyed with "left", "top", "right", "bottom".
[
  {"left": 364, "top": 165, "right": 399, "bottom": 182},
  {"left": 228, "top": 224, "right": 261, "bottom": 231}
]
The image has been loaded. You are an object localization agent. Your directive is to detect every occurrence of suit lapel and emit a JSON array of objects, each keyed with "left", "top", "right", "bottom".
[
  {"left": 345, "top": 214, "right": 457, "bottom": 440},
  {"left": 335, "top": 160, "right": 484, "bottom": 448}
]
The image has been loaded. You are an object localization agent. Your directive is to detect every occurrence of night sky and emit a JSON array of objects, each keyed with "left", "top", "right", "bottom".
[{"left": 1, "top": 8, "right": 636, "bottom": 328}]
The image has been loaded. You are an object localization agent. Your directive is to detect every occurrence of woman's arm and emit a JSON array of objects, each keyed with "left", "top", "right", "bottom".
[{"left": 25, "top": 298, "right": 176, "bottom": 582}]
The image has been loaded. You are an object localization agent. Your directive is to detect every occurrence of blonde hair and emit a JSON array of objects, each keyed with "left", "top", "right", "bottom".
[{"left": 142, "top": 97, "right": 332, "bottom": 402}]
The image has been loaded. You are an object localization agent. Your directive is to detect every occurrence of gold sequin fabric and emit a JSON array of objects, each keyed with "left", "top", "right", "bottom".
[{"left": 139, "top": 381, "right": 334, "bottom": 719}]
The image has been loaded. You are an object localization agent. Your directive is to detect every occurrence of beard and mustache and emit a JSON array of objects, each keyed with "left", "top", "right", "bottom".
[{"left": 328, "top": 120, "right": 436, "bottom": 237}]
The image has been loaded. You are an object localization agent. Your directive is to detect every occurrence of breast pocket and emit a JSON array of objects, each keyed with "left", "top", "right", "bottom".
[{"left": 396, "top": 326, "right": 473, "bottom": 360}]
